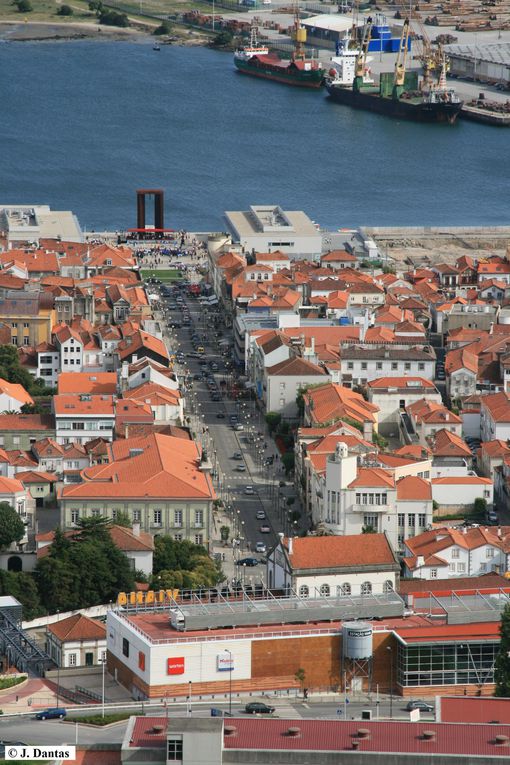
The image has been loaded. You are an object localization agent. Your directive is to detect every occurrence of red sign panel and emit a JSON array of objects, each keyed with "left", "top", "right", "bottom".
[{"left": 167, "top": 657, "right": 185, "bottom": 675}]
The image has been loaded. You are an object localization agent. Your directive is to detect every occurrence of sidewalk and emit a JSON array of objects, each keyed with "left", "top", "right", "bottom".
[{"left": 0, "top": 677, "right": 57, "bottom": 714}]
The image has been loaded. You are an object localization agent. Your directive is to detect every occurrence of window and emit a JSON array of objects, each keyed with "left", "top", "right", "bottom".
[
  {"left": 91, "top": 509, "right": 100, "bottom": 518},
  {"left": 167, "top": 738, "right": 183, "bottom": 761},
  {"left": 341, "top": 582, "right": 351, "bottom": 596},
  {"left": 174, "top": 510, "right": 183, "bottom": 527},
  {"left": 23, "top": 322, "right": 29, "bottom": 329},
  {"left": 451, "top": 548, "right": 460, "bottom": 559},
  {"left": 71, "top": 509, "right": 80, "bottom": 524},
  {"left": 195, "top": 534, "right": 203, "bottom": 545},
  {"left": 480, "top": 562, "right": 487, "bottom": 572},
  {"left": 174, "top": 534, "right": 183, "bottom": 541},
  {"left": 347, "top": 362, "right": 354, "bottom": 370},
  {"left": 430, "top": 569, "right": 438, "bottom": 578},
  {"left": 153, "top": 510, "right": 162, "bottom": 525},
  {"left": 418, "top": 363, "right": 425, "bottom": 371},
  {"left": 320, "top": 583, "right": 330, "bottom": 597},
  {"left": 122, "top": 638, "right": 129, "bottom": 658},
  {"left": 299, "top": 585, "right": 309, "bottom": 598},
  {"left": 23, "top": 336, "right": 30, "bottom": 346},
  {"left": 418, "top": 514, "right": 427, "bottom": 528},
  {"left": 364, "top": 514, "right": 378, "bottom": 532},
  {"left": 391, "top": 362, "right": 398, "bottom": 370},
  {"left": 13, "top": 436, "right": 20, "bottom": 446},
  {"left": 68, "top": 653, "right": 77, "bottom": 667},
  {"left": 484, "top": 490, "right": 490, "bottom": 498},
  {"left": 408, "top": 514, "right": 415, "bottom": 528},
  {"left": 133, "top": 509, "right": 141, "bottom": 522},
  {"left": 404, "top": 362, "right": 411, "bottom": 371},
  {"left": 398, "top": 513, "right": 405, "bottom": 528},
  {"left": 457, "top": 562, "right": 466, "bottom": 573},
  {"left": 361, "top": 581, "right": 372, "bottom": 596},
  {"left": 194, "top": 510, "right": 203, "bottom": 527},
  {"left": 383, "top": 580, "right": 393, "bottom": 593},
  {"left": 486, "top": 548, "right": 495, "bottom": 558},
  {"left": 361, "top": 362, "right": 367, "bottom": 370},
  {"left": 376, "top": 362, "right": 383, "bottom": 370}
]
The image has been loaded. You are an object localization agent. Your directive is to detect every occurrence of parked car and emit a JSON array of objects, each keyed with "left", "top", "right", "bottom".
[
  {"left": 255, "top": 542, "right": 267, "bottom": 554},
  {"left": 244, "top": 486, "right": 255, "bottom": 495},
  {"left": 486, "top": 510, "right": 498, "bottom": 525},
  {"left": 233, "top": 424, "right": 244, "bottom": 431},
  {"left": 236, "top": 464, "right": 247, "bottom": 472},
  {"left": 216, "top": 412, "right": 226, "bottom": 419},
  {"left": 259, "top": 524, "right": 270, "bottom": 533},
  {"left": 405, "top": 700, "right": 434, "bottom": 712},
  {"left": 236, "top": 557, "right": 259, "bottom": 567},
  {"left": 245, "top": 702, "right": 275, "bottom": 714},
  {"left": 233, "top": 452, "right": 243, "bottom": 460},
  {"left": 35, "top": 708, "right": 67, "bottom": 720}
]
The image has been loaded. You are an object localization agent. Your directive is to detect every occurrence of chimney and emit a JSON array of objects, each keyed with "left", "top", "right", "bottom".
[
  {"left": 498, "top": 527, "right": 502, "bottom": 538},
  {"left": 416, "top": 555, "right": 425, "bottom": 567},
  {"left": 288, "top": 537, "right": 293, "bottom": 555},
  {"left": 132, "top": 522, "right": 140, "bottom": 537},
  {"left": 462, "top": 526, "right": 467, "bottom": 534}
]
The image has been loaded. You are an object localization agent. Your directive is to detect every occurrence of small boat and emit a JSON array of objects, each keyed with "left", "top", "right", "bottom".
[{"left": 153, "top": 43, "right": 161, "bottom": 51}]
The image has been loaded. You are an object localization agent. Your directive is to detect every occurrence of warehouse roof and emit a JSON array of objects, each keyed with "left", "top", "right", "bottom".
[{"left": 445, "top": 41, "right": 510, "bottom": 65}]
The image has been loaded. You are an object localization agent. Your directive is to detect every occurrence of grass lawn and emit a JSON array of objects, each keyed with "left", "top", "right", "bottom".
[
  {"left": 141, "top": 269, "right": 183, "bottom": 282},
  {"left": 66, "top": 711, "right": 135, "bottom": 725},
  {"left": 0, "top": 0, "right": 96, "bottom": 24}
]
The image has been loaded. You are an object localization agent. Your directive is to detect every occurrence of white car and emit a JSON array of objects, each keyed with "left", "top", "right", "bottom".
[
  {"left": 256, "top": 510, "right": 266, "bottom": 520},
  {"left": 244, "top": 486, "right": 255, "bottom": 495},
  {"left": 255, "top": 542, "right": 267, "bottom": 554}
]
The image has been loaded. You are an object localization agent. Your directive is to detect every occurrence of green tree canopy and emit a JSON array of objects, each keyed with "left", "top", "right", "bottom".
[
  {"left": 265, "top": 412, "right": 282, "bottom": 434},
  {"left": 0, "top": 503, "right": 25, "bottom": 549},
  {"left": 495, "top": 603, "right": 510, "bottom": 696},
  {"left": 154, "top": 20, "right": 171, "bottom": 35},
  {"left": 0, "top": 570, "right": 43, "bottom": 620},
  {"left": 57, "top": 4, "right": 74, "bottom": 14},
  {"left": 151, "top": 536, "right": 223, "bottom": 590},
  {"left": 35, "top": 519, "right": 135, "bottom": 613}
]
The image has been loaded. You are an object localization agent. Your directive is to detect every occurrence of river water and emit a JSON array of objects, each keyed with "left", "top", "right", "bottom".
[{"left": 0, "top": 40, "right": 508, "bottom": 231}]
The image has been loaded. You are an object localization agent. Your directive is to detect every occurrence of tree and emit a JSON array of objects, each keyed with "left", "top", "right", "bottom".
[
  {"left": 154, "top": 20, "right": 171, "bottom": 35},
  {"left": 35, "top": 520, "right": 136, "bottom": 613},
  {"left": 281, "top": 452, "right": 295, "bottom": 476},
  {"left": 212, "top": 30, "right": 233, "bottom": 47},
  {"left": 474, "top": 497, "right": 487, "bottom": 516},
  {"left": 495, "top": 603, "right": 510, "bottom": 696},
  {"left": 57, "top": 3, "right": 73, "bottom": 13},
  {"left": 99, "top": 9, "right": 129, "bottom": 27},
  {"left": 151, "top": 536, "right": 223, "bottom": 590},
  {"left": 362, "top": 525, "right": 377, "bottom": 534},
  {"left": 113, "top": 511, "right": 133, "bottom": 528},
  {"left": 265, "top": 412, "right": 282, "bottom": 434},
  {"left": 89, "top": 0, "right": 103, "bottom": 11},
  {"left": 16, "top": 0, "right": 32, "bottom": 11},
  {"left": 0, "top": 503, "right": 25, "bottom": 549},
  {"left": 0, "top": 570, "right": 43, "bottom": 620},
  {"left": 294, "top": 667, "right": 306, "bottom": 692},
  {"left": 220, "top": 525, "right": 230, "bottom": 542}
]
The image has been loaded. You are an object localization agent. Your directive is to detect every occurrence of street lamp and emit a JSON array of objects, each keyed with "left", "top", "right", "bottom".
[
  {"left": 225, "top": 648, "right": 233, "bottom": 716},
  {"left": 387, "top": 646, "right": 393, "bottom": 719},
  {"left": 99, "top": 654, "right": 106, "bottom": 718}
]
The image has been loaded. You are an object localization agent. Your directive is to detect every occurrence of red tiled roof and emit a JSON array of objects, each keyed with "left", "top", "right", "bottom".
[
  {"left": 285, "top": 533, "right": 396, "bottom": 570},
  {"left": 441, "top": 696, "right": 510, "bottom": 725},
  {"left": 396, "top": 475, "right": 432, "bottom": 501},
  {"left": 348, "top": 467, "right": 395, "bottom": 489},
  {"left": 48, "top": 613, "right": 106, "bottom": 642},
  {"left": 57, "top": 372, "right": 118, "bottom": 395}
]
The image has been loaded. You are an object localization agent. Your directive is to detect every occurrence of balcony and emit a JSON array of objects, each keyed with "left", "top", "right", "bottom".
[{"left": 351, "top": 504, "right": 390, "bottom": 513}]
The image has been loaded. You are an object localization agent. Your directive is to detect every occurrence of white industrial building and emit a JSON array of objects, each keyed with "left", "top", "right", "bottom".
[
  {"left": 445, "top": 42, "right": 510, "bottom": 87},
  {"left": 224, "top": 205, "right": 322, "bottom": 259},
  {"left": 0, "top": 205, "right": 83, "bottom": 247}
]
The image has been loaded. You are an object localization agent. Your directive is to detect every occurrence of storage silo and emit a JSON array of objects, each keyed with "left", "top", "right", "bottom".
[{"left": 342, "top": 621, "right": 373, "bottom": 694}]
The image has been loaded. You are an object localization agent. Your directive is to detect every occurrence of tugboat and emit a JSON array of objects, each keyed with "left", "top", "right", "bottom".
[
  {"left": 326, "top": 17, "right": 463, "bottom": 123},
  {"left": 234, "top": 15, "right": 325, "bottom": 89}
]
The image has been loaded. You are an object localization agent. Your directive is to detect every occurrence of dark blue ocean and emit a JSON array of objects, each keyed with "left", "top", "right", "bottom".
[{"left": 0, "top": 40, "right": 508, "bottom": 231}]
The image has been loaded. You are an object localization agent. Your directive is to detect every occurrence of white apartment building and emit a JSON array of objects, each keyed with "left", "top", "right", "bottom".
[
  {"left": 340, "top": 346, "right": 436, "bottom": 387},
  {"left": 403, "top": 526, "right": 510, "bottom": 580}
]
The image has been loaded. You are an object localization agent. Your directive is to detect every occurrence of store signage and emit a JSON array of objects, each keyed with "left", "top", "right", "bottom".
[
  {"left": 167, "top": 657, "right": 185, "bottom": 675},
  {"left": 217, "top": 652, "right": 234, "bottom": 672}
]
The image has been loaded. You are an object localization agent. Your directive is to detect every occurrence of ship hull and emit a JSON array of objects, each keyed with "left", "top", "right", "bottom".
[
  {"left": 234, "top": 57, "right": 324, "bottom": 89},
  {"left": 326, "top": 83, "right": 462, "bottom": 123}
]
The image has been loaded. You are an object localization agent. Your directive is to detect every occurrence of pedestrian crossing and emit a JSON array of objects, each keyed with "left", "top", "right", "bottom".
[{"left": 273, "top": 700, "right": 303, "bottom": 719}]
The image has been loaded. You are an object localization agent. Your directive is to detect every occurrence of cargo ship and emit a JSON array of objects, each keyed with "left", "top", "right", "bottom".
[
  {"left": 233, "top": 20, "right": 325, "bottom": 89},
  {"left": 325, "top": 18, "right": 463, "bottom": 124}
]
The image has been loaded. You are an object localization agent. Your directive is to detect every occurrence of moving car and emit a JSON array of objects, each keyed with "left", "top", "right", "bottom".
[
  {"left": 245, "top": 702, "right": 275, "bottom": 714},
  {"left": 236, "top": 464, "right": 247, "bottom": 472},
  {"left": 35, "top": 708, "right": 67, "bottom": 720},
  {"left": 233, "top": 452, "right": 243, "bottom": 460},
  {"left": 236, "top": 557, "right": 259, "bottom": 567},
  {"left": 256, "top": 510, "right": 266, "bottom": 520},
  {"left": 259, "top": 524, "right": 270, "bottom": 533},
  {"left": 216, "top": 412, "right": 226, "bottom": 419},
  {"left": 244, "top": 486, "right": 255, "bottom": 495},
  {"left": 255, "top": 541, "right": 267, "bottom": 554},
  {"left": 405, "top": 700, "right": 434, "bottom": 712}
]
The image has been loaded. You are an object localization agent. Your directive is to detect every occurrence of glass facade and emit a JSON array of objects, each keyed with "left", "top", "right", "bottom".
[{"left": 397, "top": 641, "right": 498, "bottom": 687}]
